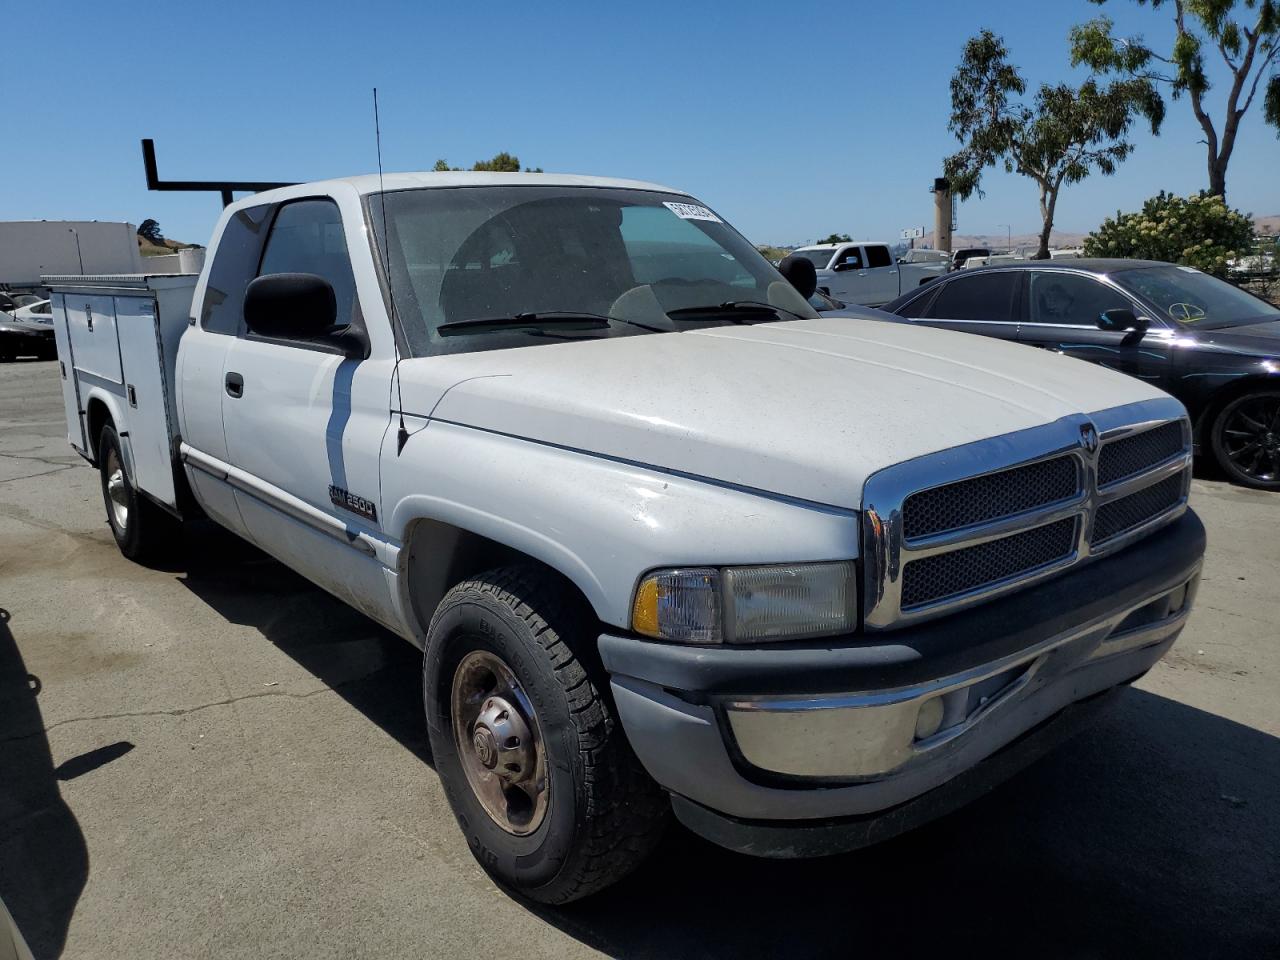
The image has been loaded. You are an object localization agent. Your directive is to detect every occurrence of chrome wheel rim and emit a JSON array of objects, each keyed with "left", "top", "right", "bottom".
[
  {"left": 1222, "top": 397, "right": 1280, "bottom": 482},
  {"left": 104, "top": 448, "right": 129, "bottom": 531},
  {"left": 450, "top": 649, "right": 549, "bottom": 835}
]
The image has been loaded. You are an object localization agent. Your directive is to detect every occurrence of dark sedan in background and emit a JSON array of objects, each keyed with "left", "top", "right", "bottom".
[{"left": 884, "top": 259, "right": 1280, "bottom": 489}]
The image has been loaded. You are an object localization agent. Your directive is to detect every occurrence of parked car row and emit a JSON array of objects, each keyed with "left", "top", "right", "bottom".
[{"left": 0, "top": 294, "right": 56, "bottom": 360}]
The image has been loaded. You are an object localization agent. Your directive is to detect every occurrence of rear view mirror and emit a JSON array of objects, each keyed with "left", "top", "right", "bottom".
[
  {"left": 778, "top": 254, "right": 817, "bottom": 300},
  {"left": 245, "top": 273, "right": 338, "bottom": 339},
  {"left": 1097, "top": 308, "right": 1149, "bottom": 345}
]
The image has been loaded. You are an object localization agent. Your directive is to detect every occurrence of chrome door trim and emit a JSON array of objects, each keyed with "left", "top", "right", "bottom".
[{"left": 180, "top": 442, "right": 381, "bottom": 558}]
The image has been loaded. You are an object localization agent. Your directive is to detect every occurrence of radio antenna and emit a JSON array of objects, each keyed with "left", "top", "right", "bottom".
[{"left": 374, "top": 87, "right": 411, "bottom": 456}]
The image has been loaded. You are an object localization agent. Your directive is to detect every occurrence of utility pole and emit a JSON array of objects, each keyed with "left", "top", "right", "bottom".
[{"left": 997, "top": 224, "right": 1011, "bottom": 251}]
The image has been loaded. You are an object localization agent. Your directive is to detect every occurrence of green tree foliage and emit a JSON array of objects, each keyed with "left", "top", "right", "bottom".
[
  {"left": 1083, "top": 191, "right": 1255, "bottom": 275},
  {"left": 818, "top": 233, "right": 853, "bottom": 244},
  {"left": 756, "top": 245, "right": 791, "bottom": 262},
  {"left": 136, "top": 219, "right": 164, "bottom": 245},
  {"left": 1071, "top": 0, "right": 1280, "bottom": 198},
  {"left": 945, "top": 30, "right": 1163, "bottom": 260},
  {"left": 432, "top": 152, "right": 544, "bottom": 173}
]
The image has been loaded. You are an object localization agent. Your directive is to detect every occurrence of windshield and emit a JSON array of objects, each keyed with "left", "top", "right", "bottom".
[
  {"left": 791, "top": 249, "right": 835, "bottom": 270},
  {"left": 367, "top": 186, "right": 817, "bottom": 355},
  {"left": 1116, "top": 265, "right": 1280, "bottom": 328}
]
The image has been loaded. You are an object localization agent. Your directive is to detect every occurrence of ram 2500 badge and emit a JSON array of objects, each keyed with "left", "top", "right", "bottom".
[{"left": 49, "top": 173, "right": 1204, "bottom": 903}]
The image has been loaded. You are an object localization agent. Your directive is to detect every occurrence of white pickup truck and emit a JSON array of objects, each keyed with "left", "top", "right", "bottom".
[
  {"left": 50, "top": 173, "right": 1204, "bottom": 904},
  {"left": 787, "top": 241, "right": 947, "bottom": 306}
]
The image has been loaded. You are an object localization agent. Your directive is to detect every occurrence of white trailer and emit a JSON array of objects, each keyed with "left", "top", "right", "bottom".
[
  {"left": 46, "top": 274, "right": 197, "bottom": 514},
  {"left": 1, "top": 222, "right": 145, "bottom": 291}
]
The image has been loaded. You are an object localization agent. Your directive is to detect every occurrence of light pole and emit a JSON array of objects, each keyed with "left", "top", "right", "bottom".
[
  {"left": 68, "top": 227, "right": 84, "bottom": 273},
  {"left": 997, "top": 224, "right": 1011, "bottom": 251}
]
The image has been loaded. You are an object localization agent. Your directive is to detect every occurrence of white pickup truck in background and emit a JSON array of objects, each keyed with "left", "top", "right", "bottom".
[
  {"left": 788, "top": 241, "right": 947, "bottom": 306},
  {"left": 49, "top": 173, "right": 1203, "bottom": 904}
]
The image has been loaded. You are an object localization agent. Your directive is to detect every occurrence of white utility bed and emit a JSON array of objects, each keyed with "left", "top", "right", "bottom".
[{"left": 47, "top": 274, "right": 197, "bottom": 511}]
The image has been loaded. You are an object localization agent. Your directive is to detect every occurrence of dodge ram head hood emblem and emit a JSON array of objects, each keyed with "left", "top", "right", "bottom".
[{"left": 1080, "top": 423, "right": 1100, "bottom": 454}]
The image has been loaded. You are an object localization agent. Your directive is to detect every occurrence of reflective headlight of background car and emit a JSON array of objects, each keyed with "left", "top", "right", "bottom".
[{"left": 631, "top": 562, "right": 857, "bottom": 644}]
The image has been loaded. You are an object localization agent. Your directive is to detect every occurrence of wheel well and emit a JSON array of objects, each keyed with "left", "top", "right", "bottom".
[
  {"left": 402, "top": 519, "right": 598, "bottom": 643},
  {"left": 1194, "top": 375, "right": 1280, "bottom": 445},
  {"left": 85, "top": 398, "right": 112, "bottom": 464}
]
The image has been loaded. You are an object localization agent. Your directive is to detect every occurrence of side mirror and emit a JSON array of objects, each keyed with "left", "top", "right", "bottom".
[
  {"left": 777, "top": 254, "right": 817, "bottom": 300},
  {"left": 1097, "top": 307, "right": 1149, "bottom": 338},
  {"left": 245, "top": 272, "right": 339, "bottom": 340},
  {"left": 832, "top": 261, "right": 859, "bottom": 273}
]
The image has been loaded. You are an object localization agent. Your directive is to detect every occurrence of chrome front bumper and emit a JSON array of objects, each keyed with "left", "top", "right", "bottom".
[
  {"left": 599, "top": 509, "right": 1205, "bottom": 831},
  {"left": 722, "top": 575, "right": 1195, "bottom": 782}
]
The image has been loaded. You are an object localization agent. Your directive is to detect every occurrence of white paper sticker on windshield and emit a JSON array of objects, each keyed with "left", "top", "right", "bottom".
[{"left": 663, "top": 201, "right": 722, "bottom": 223}]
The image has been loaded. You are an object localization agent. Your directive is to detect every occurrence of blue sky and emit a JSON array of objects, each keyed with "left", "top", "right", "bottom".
[{"left": 5, "top": 0, "right": 1276, "bottom": 247}]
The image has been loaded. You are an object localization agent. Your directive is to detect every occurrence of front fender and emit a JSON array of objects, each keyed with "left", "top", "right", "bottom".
[{"left": 383, "top": 419, "right": 860, "bottom": 629}]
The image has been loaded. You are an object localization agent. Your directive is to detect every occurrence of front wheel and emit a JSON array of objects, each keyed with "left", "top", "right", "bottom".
[
  {"left": 1210, "top": 390, "right": 1280, "bottom": 490},
  {"left": 423, "top": 567, "right": 667, "bottom": 904},
  {"left": 98, "top": 424, "right": 177, "bottom": 561}
]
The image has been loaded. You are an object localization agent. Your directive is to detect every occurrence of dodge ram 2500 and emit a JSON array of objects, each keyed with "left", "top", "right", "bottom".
[{"left": 50, "top": 172, "right": 1204, "bottom": 904}]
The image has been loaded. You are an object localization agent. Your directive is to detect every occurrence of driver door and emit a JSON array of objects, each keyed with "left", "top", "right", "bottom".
[
  {"left": 824, "top": 245, "right": 868, "bottom": 304},
  {"left": 219, "top": 197, "right": 397, "bottom": 622},
  {"left": 1016, "top": 270, "right": 1172, "bottom": 384}
]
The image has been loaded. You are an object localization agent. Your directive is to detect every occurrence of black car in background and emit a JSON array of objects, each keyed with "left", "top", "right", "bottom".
[{"left": 884, "top": 259, "right": 1280, "bottom": 490}]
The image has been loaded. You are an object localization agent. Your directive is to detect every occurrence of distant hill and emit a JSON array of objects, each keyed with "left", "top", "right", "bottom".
[
  {"left": 138, "top": 236, "right": 202, "bottom": 258},
  {"left": 917, "top": 230, "right": 1086, "bottom": 252},
  {"left": 1254, "top": 215, "right": 1279, "bottom": 236}
]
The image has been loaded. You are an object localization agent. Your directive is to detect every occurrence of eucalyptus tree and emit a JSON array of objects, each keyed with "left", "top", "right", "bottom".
[
  {"left": 1071, "top": 0, "right": 1280, "bottom": 199},
  {"left": 945, "top": 31, "right": 1164, "bottom": 259}
]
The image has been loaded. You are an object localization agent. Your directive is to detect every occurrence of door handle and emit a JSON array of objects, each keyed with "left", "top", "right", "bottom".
[{"left": 225, "top": 372, "right": 244, "bottom": 398}]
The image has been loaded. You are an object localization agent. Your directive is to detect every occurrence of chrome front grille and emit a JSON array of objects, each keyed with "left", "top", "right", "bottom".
[
  {"left": 862, "top": 398, "right": 1192, "bottom": 630},
  {"left": 1091, "top": 471, "right": 1187, "bottom": 545},
  {"left": 902, "top": 455, "right": 1079, "bottom": 540},
  {"left": 901, "top": 517, "right": 1078, "bottom": 609},
  {"left": 1097, "top": 420, "right": 1186, "bottom": 487}
]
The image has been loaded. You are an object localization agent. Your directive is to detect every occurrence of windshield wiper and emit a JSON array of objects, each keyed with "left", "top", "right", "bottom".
[
  {"left": 665, "top": 301, "right": 809, "bottom": 324},
  {"left": 437, "top": 311, "right": 664, "bottom": 336}
]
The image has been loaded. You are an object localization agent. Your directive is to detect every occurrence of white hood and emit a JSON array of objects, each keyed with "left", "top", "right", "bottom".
[{"left": 398, "top": 317, "right": 1166, "bottom": 510}]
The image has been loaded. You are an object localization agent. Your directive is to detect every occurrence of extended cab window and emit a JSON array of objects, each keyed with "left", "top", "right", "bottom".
[
  {"left": 925, "top": 272, "right": 1017, "bottom": 323},
  {"left": 1027, "top": 272, "right": 1132, "bottom": 326},
  {"left": 201, "top": 204, "right": 272, "bottom": 335},
  {"left": 865, "top": 245, "right": 893, "bottom": 269},
  {"left": 257, "top": 199, "right": 357, "bottom": 327}
]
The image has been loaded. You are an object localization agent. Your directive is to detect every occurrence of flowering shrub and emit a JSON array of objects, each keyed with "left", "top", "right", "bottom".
[{"left": 1083, "top": 192, "right": 1255, "bottom": 278}]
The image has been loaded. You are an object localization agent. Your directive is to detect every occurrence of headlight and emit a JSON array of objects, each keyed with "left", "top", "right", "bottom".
[{"left": 631, "top": 561, "right": 857, "bottom": 644}]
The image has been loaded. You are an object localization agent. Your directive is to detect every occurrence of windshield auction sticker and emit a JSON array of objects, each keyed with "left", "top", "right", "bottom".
[{"left": 663, "top": 201, "right": 722, "bottom": 223}]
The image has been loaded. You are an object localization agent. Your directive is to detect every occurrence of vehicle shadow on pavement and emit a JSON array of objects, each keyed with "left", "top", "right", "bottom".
[
  {"left": 174, "top": 527, "right": 432, "bottom": 765},
  {"left": 0, "top": 608, "right": 90, "bottom": 960},
  {"left": 166, "top": 535, "right": 1279, "bottom": 957},
  {"left": 535, "top": 688, "right": 1280, "bottom": 958}
]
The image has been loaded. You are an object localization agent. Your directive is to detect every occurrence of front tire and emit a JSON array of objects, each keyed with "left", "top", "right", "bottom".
[
  {"left": 1210, "top": 390, "right": 1280, "bottom": 490},
  {"left": 98, "top": 424, "right": 176, "bottom": 561},
  {"left": 423, "top": 566, "right": 667, "bottom": 904}
]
